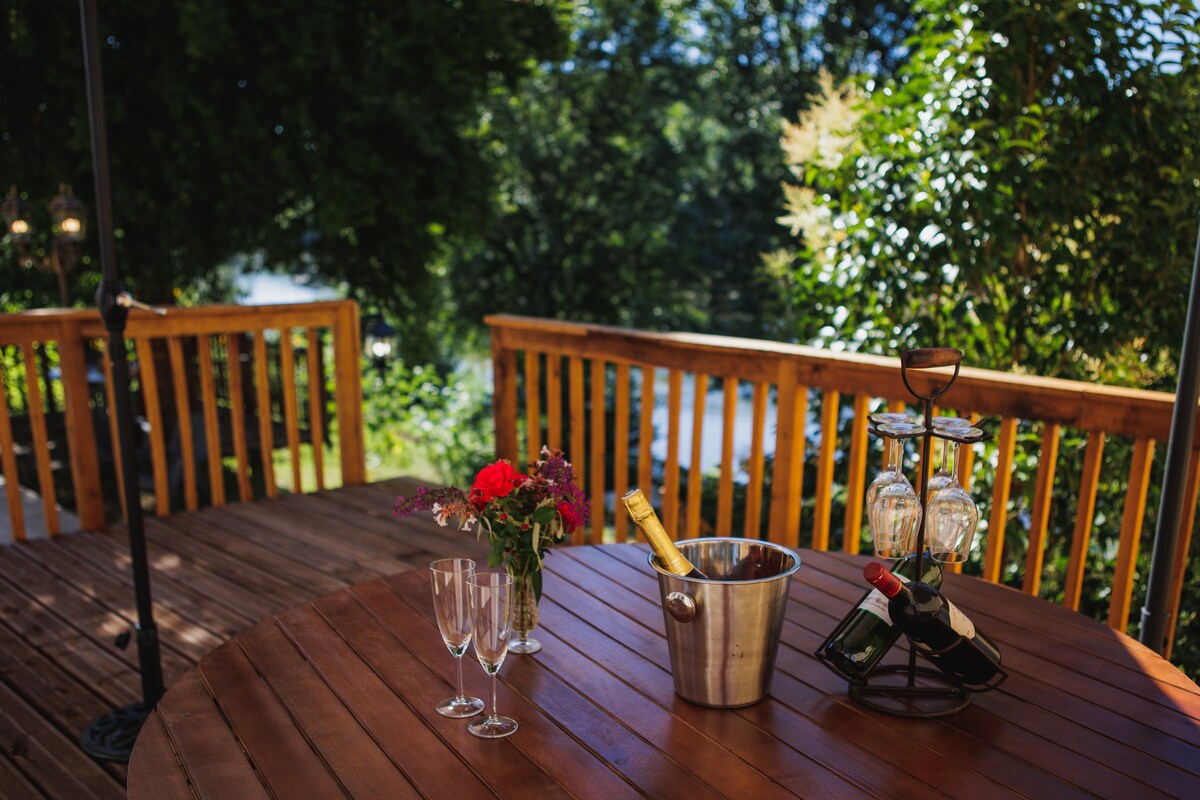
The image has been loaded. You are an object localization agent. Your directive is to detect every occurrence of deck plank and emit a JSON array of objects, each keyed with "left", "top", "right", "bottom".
[{"left": 0, "top": 478, "right": 454, "bottom": 799}]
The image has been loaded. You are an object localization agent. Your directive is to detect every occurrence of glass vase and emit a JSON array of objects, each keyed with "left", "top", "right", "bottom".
[{"left": 508, "top": 570, "right": 542, "bottom": 654}]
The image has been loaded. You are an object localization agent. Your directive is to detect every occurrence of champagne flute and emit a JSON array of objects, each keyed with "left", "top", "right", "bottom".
[
  {"left": 927, "top": 429, "right": 982, "bottom": 563},
  {"left": 468, "top": 571, "right": 519, "bottom": 739},
  {"left": 430, "top": 559, "right": 485, "bottom": 718},
  {"left": 869, "top": 423, "right": 923, "bottom": 558}
]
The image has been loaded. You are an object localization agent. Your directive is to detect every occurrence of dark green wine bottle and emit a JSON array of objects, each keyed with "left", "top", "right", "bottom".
[{"left": 817, "top": 552, "right": 943, "bottom": 682}]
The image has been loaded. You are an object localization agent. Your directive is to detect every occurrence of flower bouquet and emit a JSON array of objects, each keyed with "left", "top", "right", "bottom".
[{"left": 395, "top": 448, "right": 588, "bottom": 653}]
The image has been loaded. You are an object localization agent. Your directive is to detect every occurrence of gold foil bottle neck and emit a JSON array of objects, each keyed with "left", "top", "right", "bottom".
[{"left": 622, "top": 488, "right": 705, "bottom": 579}]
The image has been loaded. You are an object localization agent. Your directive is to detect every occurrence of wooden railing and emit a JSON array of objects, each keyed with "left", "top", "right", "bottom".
[
  {"left": 487, "top": 314, "right": 1199, "bottom": 654},
  {"left": 0, "top": 301, "right": 365, "bottom": 540}
]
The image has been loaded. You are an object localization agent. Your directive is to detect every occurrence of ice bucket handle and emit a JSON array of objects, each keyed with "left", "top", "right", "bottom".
[{"left": 664, "top": 591, "right": 697, "bottom": 623}]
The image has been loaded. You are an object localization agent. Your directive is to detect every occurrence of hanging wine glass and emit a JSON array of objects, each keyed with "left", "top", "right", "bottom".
[
  {"left": 926, "top": 428, "right": 982, "bottom": 563},
  {"left": 865, "top": 435, "right": 907, "bottom": 512},
  {"left": 868, "top": 422, "right": 924, "bottom": 558},
  {"left": 925, "top": 417, "right": 972, "bottom": 498}
]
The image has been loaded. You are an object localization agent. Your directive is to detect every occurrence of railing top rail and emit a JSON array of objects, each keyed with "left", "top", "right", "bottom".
[
  {"left": 486, "top": 314, "right": 1188, "bottom": 442},
  {"left": 0, "top": 300, "right": 356, "bottom": 343}
]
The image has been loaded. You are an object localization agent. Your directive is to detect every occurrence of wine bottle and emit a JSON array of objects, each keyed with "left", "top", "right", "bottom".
[
  {"left": 864, "top": 561, "right": 1003, "bottom": 687},
  {"left": 818, "top": 552, "right": 943, "bottom": 682},
  {"left": 622, "top": 489, "right": 709, "bottom": 579}
]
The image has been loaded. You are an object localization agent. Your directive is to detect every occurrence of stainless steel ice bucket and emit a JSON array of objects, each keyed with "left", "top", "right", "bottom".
[{"left": 650, "top": 537, "right": 801, "bottom": 708}]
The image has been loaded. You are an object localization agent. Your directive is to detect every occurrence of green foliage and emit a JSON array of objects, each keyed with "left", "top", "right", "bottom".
[
  {"left": 781, "top": 0, "right": 1200, "bottom": 383},
  {"left": 1, "top": 0, "right": 568, "bottom": 356},
  {"left": 361, "top": 358, "right": 493, "bottom": 485}
]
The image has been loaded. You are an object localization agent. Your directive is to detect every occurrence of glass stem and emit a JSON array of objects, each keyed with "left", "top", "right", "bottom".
[
  {"left": 941, "top": 437, "right": 955, "bottom": 476},
  {"left": 454, "top": 653, "right": 465, "bottom": 701},
  {"left": 490, "top": 672, "right": 499, "bottom": 721}
]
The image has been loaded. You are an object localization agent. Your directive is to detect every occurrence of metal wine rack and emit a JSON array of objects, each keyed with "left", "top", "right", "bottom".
[{"left": 818, "top": 347, "right": 1008, "bottom": 719}]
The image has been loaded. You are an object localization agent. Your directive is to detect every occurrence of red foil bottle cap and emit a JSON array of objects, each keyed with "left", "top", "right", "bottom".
[{"left": 864, "top": 562, "right": 903, "bottom": 597}]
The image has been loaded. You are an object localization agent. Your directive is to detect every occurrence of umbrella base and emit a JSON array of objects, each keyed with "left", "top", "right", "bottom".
[{"left": 80, "top": 702, "right": 149, "bottom": 762}]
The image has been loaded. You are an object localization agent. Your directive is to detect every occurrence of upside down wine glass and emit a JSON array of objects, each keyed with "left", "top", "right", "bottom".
[
  {"left": 926, "top": 428, "right": 982, "bottom": 563},
  {"left": 869, "top": 423, "right": 923, "bottom": 558},
  {"left": 468, "top": 571, "right": 519, "bottom": 739},
  {"left": 430, "top": 559, "right": 485, "bottom": 718}
]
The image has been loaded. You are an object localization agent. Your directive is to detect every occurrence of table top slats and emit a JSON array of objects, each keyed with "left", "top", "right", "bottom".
[
  {"left": 314, "top": 586, "right": 573, "bottom": 799},
  {"left": 277, "top": 601, "right": 505, "bottom": 799},
  {"left": 367, "top": 576, "right": 647, "bottom": 800},
  {"left": 123, "top": 524, "right": 1200, "bottom": 800},
  {"left": 155, "top": 669, "right": 272, "bottom": 800},
  {"left": 238, "top": 617, "right": 424, "bottom": 799},
  {"left": 197, "top": 638, "right": 349, "bottom": 800}
]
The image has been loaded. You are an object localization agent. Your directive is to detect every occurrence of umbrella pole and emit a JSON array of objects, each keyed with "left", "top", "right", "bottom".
[
  {"left": 78, "top": 0, "right": 164, "bottom": 762},
  {"left": 1140, "top": 217, "right": 1200, "bottom": 654}
]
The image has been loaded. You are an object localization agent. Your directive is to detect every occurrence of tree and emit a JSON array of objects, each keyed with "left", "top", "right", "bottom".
[
  {"left": 779, "top": 0, "right": 1200, "bottom": 383},
  {"left": 446, "top": 0, "right": 919, "bottom": 341},
  {"left": 0, "top": 0, "right": 567, "bottom": 355}
]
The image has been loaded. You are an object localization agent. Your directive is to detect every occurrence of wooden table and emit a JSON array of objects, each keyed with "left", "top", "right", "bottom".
[{"left": 128, "top": 544, "right": 1200, "bottom": 799}]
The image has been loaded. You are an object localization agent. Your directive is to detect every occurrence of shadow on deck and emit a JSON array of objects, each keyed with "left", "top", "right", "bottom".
[{"left": 0, "top": 477, "right": 485, "bottom": 798}]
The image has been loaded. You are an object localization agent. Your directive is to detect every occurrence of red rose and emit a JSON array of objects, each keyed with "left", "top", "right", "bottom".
[
  {"left": 557, "top": 501, "right": 583, "bottom": 533},
  {"left": 469, "top": 460, "right": 525, "bottom": 509}
]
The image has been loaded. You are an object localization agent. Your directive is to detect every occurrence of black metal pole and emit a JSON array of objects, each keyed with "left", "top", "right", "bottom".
[
  {"left": 1140, "top": 217, "right": 1200, "bottom": 654},
  {"left": 78, "top": 0, "right": 164, "bottom": 761}
]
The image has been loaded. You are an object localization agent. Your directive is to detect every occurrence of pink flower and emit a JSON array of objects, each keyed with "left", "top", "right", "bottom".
[{"left": 558, "top": 501, "right": 584, "bottom": 533}]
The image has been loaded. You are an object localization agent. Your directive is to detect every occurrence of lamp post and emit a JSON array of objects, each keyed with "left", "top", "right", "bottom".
[
  {"left": 365, "top": 316, "right": 397, "bottom": 377},
  {"left": 2, "top": 184, "right": 88, "bottom": 307}
]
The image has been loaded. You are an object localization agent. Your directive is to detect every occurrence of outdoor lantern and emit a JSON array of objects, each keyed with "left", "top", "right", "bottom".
[
  {"left": 365, "top": 316, "right": 397, "bottom": 374},
  {"left": 2, "top": 186, "right": 34, "bottom": 266}
]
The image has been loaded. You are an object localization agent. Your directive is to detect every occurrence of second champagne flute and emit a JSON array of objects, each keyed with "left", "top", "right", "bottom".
[
  {"left": 468, "top": 571, "right": 519, "bottom": 739},
  {"left": 430, "top": 558, "right": 485, "bottom": 718}
]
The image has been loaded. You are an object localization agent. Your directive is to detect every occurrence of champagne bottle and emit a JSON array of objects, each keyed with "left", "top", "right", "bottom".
[
  {"left": 818, "top": 552, "right": 943, "bottom": 682},
  {"left": 622, "top": 489, "right": 709, "bottom": 579},
  {"left": 864, "top": 562, "right": 1003, "bottom": 687}
]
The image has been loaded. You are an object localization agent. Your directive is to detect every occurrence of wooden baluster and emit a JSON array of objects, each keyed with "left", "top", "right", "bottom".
[
  {"left": 685, "top": 373, "right": 708, "bottom": 539},
  {"left": 0, "top": 372, "right": 26, "bottom": 540},
  {"left": 744, "top": 381, "right": 767, "bottom": 539},
  {"left": 252, "top": 332, "right": 277, "bottom": 499},
  {"left": 525, "top": 351, "right": 541, "bottom": 465},
  {"left": 983, "top": 416, "right": 1018, "bottom": 583},
  {"left": 569, "top": 357, "right": 585, "bottom": 494},
  {"left": 589, "top": 359, "right": 606, "bottom": 544},
  {"left": 1022, "top": 423, "right": 1061, "bottom": 595},
  {"left": 226, "top": 334, "right": 254, "bottom": 502},
  {"left": 664, "top": 369, "right": 683, "bottom": 537},
  {"left": 57, "top": 324, "right": 103, "bottom": 529},
  {"left": 197, "top": 335, "right": 226, "bottom": 506},
  {"left": 1063, "top": 432, "right": 1105, "bottom": 610},
  {"left": 769, "top": 373, "right": 806, "bottom": 548},
  {"left": 812, "top": 390, "right": 840, "bottom": 552},
  {"left": 306, "top": 329, "right": 326, "bottom": 491},
  {"left": 613, "top": 363, "right": 631, "bottom": 541},
  {"left": 136, "top": 338, "right": 171, "bottom": 516},
  {"left": 1166, "top": 447, "right": 1200, "bottom": 658},
  {"left": 20, "top": 344, "right": 59, "bottom": 534},
  {"left": 842, "top": 394, "right": 870, "bottom": 554},
  {"left": 635, "top": 365, "right": 655, "bottom": 543},
  {"left": 1108, "top": 438, "right": 1156, "bottom": 632},
  {"left": 279, "top": 329, "right": 303, "bottom": 493},
  {"left": 491, "top": 338, "right": 518, "bottom": 466},
  {"left": 716, "top": 377, "right": 737, "bottom": 538},
  {"left": 546, "top": 354, "right": 562, "bottom": 451},
  {"left": 332, "top": 301, "right": 365, "bottom": 485},
  {"left": 167, "top": 336, "right": 199, "bottom": 511},
  {"left": 100, "top": 339, "right": 127, "bottom": 519}
]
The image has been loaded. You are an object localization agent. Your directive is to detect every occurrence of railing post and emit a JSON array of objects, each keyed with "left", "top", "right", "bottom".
[
  {"left": 57, "top": 319, "right": 105, "bottom": 529},
  {"left": 332, "top": 301, "right": 365, "bottom": 486},
  {"left": 490, "top": 326, "right": 519, "bottom": 465}
]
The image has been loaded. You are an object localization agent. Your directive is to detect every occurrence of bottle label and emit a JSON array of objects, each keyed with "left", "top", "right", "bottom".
[
  {"left": 945, "top": 598, "right": 976, "bottom": 639},
  {"left": 857, "top": 589, "right": 892, "bottom": 624}
]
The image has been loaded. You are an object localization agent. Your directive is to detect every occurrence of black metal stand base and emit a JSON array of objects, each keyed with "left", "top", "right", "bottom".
[
  {"left": 80, "top": 703, "right": 149, "bottom": 762},
  {"left": 848, "top": 665, "right": 971, "bottom": 718}
]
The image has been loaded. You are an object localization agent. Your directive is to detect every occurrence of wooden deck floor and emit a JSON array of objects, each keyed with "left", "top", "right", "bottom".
[{"left": 0, "top": 477, "right": 486, "bottom": 800}]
